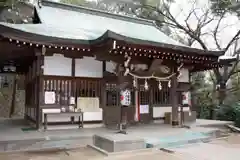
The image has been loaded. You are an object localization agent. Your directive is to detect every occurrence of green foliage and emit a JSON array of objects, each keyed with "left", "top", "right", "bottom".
[
  {"left": 216, "top": 104, "right": 236, "bottom": 121},
  {"left": 210, "top": 0, "right": 240, "bottom": 16},
  {"left": 198, "top": 105, "right": 213, "bottom": 119},
  {"left": 191, "top": 72, "right": 216, "bottom": 119},
  {"left": 0, "top": 0, "right": 28, "bottom": 7},
  {"left": 215, "top": 103, "right": 240, "bottom": 127},
  {"left": 233, "top": 103, "right": 240, "bottom": 127}
]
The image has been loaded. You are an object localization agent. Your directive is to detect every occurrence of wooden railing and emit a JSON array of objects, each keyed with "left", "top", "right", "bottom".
[{"left": 43, "top": 76, "right": 102, "bottom": 106}]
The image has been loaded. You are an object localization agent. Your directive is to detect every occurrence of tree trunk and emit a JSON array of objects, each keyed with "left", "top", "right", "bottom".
[{"left": 218, "top": 82, "right": 227, "bottom": 106}]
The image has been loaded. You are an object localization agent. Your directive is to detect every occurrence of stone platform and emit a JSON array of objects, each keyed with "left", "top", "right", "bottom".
[
  {"left": 0, "top": 118, "right": 231, "bottom": 152},
  {"left": 93, "top": 134, "right": 145, "bottom": 153}
]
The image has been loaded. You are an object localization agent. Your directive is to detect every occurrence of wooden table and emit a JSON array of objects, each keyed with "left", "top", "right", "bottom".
[{"left": 43, "top": 112, "right": 84, "bottom": 130}]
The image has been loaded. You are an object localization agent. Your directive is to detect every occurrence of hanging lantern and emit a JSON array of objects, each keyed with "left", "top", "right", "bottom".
[
  {"left": 168, "top": 80, "right": 171, "bottom": 88},
  {"left": 144, "top": 79, "right": 149, "bottom": 90},
  {"left": 158, "top": 81, "right": 162, "bottom": 90}
]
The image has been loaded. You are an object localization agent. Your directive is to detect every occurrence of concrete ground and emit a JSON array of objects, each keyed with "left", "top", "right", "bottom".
[
  {"left": 0, "top": 118, "right": 232, "bottom": 142},
  {"left": 0, "top": 118, "right": 233, "bottom": 153},
  {"left": 170, "top": 134, "right": 240, "bottom": 160},
  {"left": 1, "top": 134, "right": 240, "bottom": 160},
  {"left": 0, "top": 118, "right": 237, "bottom": 160},
  {"left": 0, "top": 147, "right": 209, "bottom": 160}
]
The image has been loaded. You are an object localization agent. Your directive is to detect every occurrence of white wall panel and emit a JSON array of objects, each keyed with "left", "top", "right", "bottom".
[
  {"left": 75, "top": 57, "right": 102, "bottom": 77},
  {"left": 153, "top": 107, "right": 190, "bottom": 118},
  {"left": 106, "top": 61, "right": 116, "bottom": 73},
  {"left": 178, "top": 68, "right": 189, "bottom": 82},
  {"left": 44, "top": 54, "right": 72, "bottom": 76}
]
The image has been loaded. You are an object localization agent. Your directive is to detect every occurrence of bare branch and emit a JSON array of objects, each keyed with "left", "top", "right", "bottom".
[
  {"left": 213, "top": 12, "right": 226, "bottom": 50},
  {"left": 226, "top": 40, "right": 240, "bottom": 80},
  {"left": 185, "top": 8, "right": 195, "bottom": 32},
  {"left": 155, "top": 4, "right": 209, "bottom": 50},
  {"left": 224, "top": 29, "right": 240, "bottom": 52},
  {"left": 197, "top": 9, "right": 214, "bottom": 29}
]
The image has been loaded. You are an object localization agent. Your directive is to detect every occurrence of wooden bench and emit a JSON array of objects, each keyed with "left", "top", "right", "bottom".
[{"left": 43, "top": 112, "right": 84, "bottom": 131}]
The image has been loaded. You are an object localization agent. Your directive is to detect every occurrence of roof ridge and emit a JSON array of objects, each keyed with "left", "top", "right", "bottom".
[{"left": 41, "top": 0, "right": 155, "bottom": 26}]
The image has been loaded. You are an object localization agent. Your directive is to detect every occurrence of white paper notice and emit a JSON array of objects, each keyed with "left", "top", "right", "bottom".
[
  {"left": 44, "top": 91, "right": 56, "bottom": 104},
  {"left": 140, "top": 105, "right": 149, "bottom": 114},
  {"left": 69, "top": 97, "right": 75, "bottom": 105},
  {"left": 77, "top": 97, "right": 100, "bottom": 112}
]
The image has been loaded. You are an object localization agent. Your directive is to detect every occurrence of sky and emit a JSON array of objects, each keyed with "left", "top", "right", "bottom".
[{"left": 170, "top": 0, "right": 240, "bottom": 54}]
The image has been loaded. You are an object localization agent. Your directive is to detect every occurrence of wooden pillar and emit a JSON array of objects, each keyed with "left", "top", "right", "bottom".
[
  {"left": 134, "top": 79, "right": 139, "bottom": 122},
  {"left": 9, "top": 75, "right": 17, "bottom": 117},
  {"left": 101, "top": 61, "right": 106, "bottom": 122},
  {"left": 71, "top": 58, "right": 75, "bottom": 77},
  {"left": 171, "top": 73, "right": 179, "bottom": 126},
  {"left": 36, "top": 54, "right": 44, "bottom": 129},
  {"left": 71, "top": 58, "right": 76, "bottom": 102},
  {"left": 102, "top": 61, "right": 106, "bottom": 72}
]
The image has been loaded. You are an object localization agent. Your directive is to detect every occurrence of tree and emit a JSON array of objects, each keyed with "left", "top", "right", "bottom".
[
  {"left": 136, "top": 0, "right": 240, "bottom": 106},
  {"left": 0, "top": 0, "right": 34, "bottom": 23},
  {"left": 210, "top": 0, "right": 240, "bottom": 16}
]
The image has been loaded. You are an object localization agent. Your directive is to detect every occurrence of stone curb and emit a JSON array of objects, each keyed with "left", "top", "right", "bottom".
[{"left": 88, "top": 144, "right": 156, "bottom": 156}]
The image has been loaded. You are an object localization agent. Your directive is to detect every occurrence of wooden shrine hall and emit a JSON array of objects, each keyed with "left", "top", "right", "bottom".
[{"left": 0, "top": 0, "right": 224, "bottom": 129}]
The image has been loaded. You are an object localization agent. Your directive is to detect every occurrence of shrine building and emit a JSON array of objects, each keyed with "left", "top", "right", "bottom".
[{"left": 0, "top": 0, "right": 224, "bottom": 129}]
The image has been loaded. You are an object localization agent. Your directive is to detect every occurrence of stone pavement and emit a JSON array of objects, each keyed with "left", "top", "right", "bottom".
[
  {"left": 170, "top": 134, "right": 240, "bottom": 160},
  {"left": 0, "top": 118, "right": 232, "bottom": 152},
  {"left": 0, "top": 147, "right": 197, "bottom": 160},
  {"left": 0, "top": 135, "right": 240, "bottom": 160},
  {"left": 0, "top": 118, "right": 232, "bottom": 142}
]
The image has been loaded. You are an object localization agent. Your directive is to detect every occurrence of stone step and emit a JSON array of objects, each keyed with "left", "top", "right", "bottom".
[{"left": 0, "top": 136, "right": 92, "bottom": 152}]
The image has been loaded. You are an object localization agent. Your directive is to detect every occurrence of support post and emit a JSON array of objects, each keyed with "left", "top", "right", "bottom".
[
  {"left": 171, "top": 73, "right": 179, "bottom": 126},
  {"left": 71, "top": 58, "right": 76, "bottom": 111},
  {"left": 101, "top": 61, "right": 106, "bottom": 123},
  {"left": 9, "top": 75, "right": 17, "bottom": 117},
  {"left": 134, "top": 79, "right": 139, "bottom": 122},
  {"left": 36, "top": 54, "right": 44, "bottom": 130}
]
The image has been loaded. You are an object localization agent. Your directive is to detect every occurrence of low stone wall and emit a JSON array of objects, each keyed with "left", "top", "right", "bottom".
[
  {"left": 0, "top": 88, "right": 13, "bottom": 118},
  {"left": 13, "top": 90, "right": 25, "bottom": 117}
]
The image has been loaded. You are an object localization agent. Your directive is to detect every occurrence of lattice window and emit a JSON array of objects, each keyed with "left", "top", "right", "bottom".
[
  {"left": 152, "top": 82, "right": 170, "bottom": 105},
  {"left": 106, "top": 83, "right": 119, "bottom": 106},
  {"left": 139, "top": 85, "right": 150, "bottom": 105}
]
